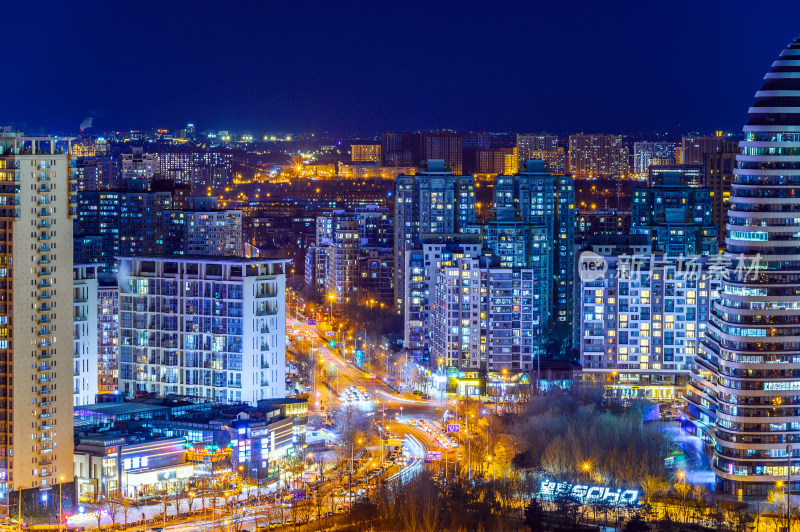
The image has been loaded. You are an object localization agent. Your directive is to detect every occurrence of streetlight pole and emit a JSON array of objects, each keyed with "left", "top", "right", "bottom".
[
  {"left": 788, "top": 443, "right": 792, "bottom": 532},
  {"left": 58, "top": 477, "right": 63, "bottom": 532}
]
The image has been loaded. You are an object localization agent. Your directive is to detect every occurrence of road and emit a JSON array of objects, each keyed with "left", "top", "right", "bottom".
[{"left": 287, "top": 316, "right": 458, "bottom": 475}]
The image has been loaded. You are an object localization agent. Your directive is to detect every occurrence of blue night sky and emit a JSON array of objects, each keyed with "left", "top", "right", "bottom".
[{"left": 3, "top": 0, "right": 800, "bottom": 135}]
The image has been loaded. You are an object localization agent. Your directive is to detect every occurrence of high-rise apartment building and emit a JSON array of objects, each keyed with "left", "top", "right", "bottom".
[
  {"left": 97, "top": 283, "right": 119, "bottom": 393},
  {"left": 424, "top": 132, "right": 464, "bottom": 175},
  {"left": 680, "top": 135, "right": 723, "bottom": 166},
  {"left": 164, "top": 209, "right": 243, "bottom": 257},
  {"left": 0, "top": 135, "right": 75, "bottom": 509},
  {"left": 465, "top": 148, "right": 518, "bottom": 175},
  {"left": 517, "top": 134, "right": 563, "bottom": 172},
  {"left": 517, "top": 134, "right": 559, "bottom": 157},
  {"left": 702, "top": 140, "right": 738, "bottom": 247},
  {"left": 430, "top": 257, "right": 543, "bottom": 395},
  {"left": 631, "top": 165, "right": 717, "bottom": 257},
  {"left": 351, "top": 144, "right": 381, "bottom": 163},
  {"left": 529, "top": 148, "right": 567, "bottom": 174},
  {"left": 494, "top": 160, "right": 576, "bottom": 333},
  {"left": 118, "top": 256, "right": 288, "bottom": 404},
  {"left": 73, "top": 266, "right": 99, "bottom": 407},
  {"left": 394, "top": 160, "right": 476, "bottom": 312},
  {"left": 121, "top": 147, "right": 158, "bottom": 190},
  {"left": 632, "top": 141, "right": 676, "bottom": 176},
  {"left": 381, "top": 132, "right": 415, "bottom": 167},
  {"left": 580, "top": 256, "right": 718, "bottom": 400},
  {"left": 150, "top": 149, "right": 233, "bottom": 192},
  {"left": 568, "top": 134, "right": 629, "bottom": 179},
  {"left": 305, "top": 207, "right": 394, "bottom": 307},
  {"left": 686, "top": 37, "right": 800, "bottom": 497},
  {"left": 404, "top": 235, "right": 482, "bottom": 364}
]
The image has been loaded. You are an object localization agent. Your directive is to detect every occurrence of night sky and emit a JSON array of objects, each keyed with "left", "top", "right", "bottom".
[{"left": 3, "top": 1, "right": 799, "bottom": 135}]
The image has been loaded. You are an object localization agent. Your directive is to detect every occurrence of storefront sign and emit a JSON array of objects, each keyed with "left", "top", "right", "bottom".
[{"left": 538, "top": 480, "right": 640, "bottom": 505}]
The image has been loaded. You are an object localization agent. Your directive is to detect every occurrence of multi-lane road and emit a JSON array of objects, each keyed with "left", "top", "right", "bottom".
[{"left": 287, "top": 316, "right": 459, "bottom": 475}]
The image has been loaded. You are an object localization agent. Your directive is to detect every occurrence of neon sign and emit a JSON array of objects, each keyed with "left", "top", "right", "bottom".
[{"left": 538, "top": 480, "right": 640, "bottom": 505}]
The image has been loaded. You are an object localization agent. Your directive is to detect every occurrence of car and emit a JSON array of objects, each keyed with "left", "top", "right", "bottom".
[{"left": 150, "top": 528, "right": 164, "bottom": 532}]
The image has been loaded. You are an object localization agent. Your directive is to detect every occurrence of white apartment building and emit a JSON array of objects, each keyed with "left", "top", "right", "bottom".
[
  {"left": 73, "top": 265, "right": 99, "bottom": 407},
  {"left": 118, "top": 256, "right": 288, "bottom": 404},
  {"left": 579, "top": 256, "right": 719, "bottom": 400},
  {"left": 0, "top": 135, "right": 75, "bottom": 508}
]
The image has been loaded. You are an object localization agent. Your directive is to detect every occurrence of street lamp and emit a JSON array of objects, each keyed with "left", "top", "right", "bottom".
[{"left": 58, "top": 476, "right": 64, "bottom": 532}]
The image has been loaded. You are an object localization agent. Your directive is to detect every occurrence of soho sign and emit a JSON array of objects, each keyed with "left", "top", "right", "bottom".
[{"left": 539, "top": 480, "right": 640, "bottom": 505}]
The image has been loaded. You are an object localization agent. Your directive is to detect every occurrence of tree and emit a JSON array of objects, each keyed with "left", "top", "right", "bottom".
[
  {"left": 553, "top": 491, "right": 581, "bottom": 528},
  {"left": 524, "top": 497, "right": 545, "bottom": 532},
  {"left": 623, "top": 513, "right": 650, "bottom": 532},
  {"left": 104, "top": 493, "right": 133, "bottom": 529}
]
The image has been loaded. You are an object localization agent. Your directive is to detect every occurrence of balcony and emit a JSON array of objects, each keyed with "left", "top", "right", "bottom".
[
  {"left": 37, "top": 293, "right": 50, "bottom": 302},
  {"left": 260, "top": 360, "right": 270, "bottom": 369},
  {"left": 73, "top": 297, "right": 88, "bottom": 303},
  {"left": 39, "top": 424, "right": 52, "bottom": 430},
  {"left": 256, "top": 291, "right": 279, "bottom": 299},
  {"left": 38, "top": 281, "right": 51, "bottom": 289},
  {"left": 37, "top": 234, "right": 50, "bottom": 242},
  {"left": 38, "top": 340, "right": 51, "bottom": 348}
]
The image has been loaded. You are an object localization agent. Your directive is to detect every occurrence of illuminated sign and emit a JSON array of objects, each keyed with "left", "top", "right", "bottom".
[
  {"left": 387, "top": 438, "right": 402, "bottom": 447},
  {"left": 427, "top": 451, "right": 442, "bottom": 460},
  {"left": 446, "top": 424, "right": 461, "bottom": 433},
  {"left": 250, "top": 428, "right": 270, "bottom": 438},
  {"left": 538, "top": 480, "right": 640, "bottom": 505}
]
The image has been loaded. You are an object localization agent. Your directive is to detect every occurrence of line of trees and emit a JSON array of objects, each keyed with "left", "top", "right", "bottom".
[{"left": 508, "top": 388, "right": 672, "bottom": 487}]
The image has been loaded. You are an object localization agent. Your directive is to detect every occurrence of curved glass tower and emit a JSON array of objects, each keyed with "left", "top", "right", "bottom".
[{"left": 687, "top": 36, "right": 800, "bottom": 497}]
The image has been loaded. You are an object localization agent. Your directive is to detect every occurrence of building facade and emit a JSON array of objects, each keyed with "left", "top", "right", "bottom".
[
  {"left": 686, "top": 37, "right": 800, "bottom": 497},
  {"left": 98, "top": 283, "right": 119, "bottom": 393},
  {"left": 0, "top": 135, "right": 75, "bottom": 508},
  {"left": 118, "top": 257, "right": 288, "bottom": 404},
  {"left": 631, "top": 165, "right": 718, "bottom": 257},
  {"left": 73, "top": 266, "right": 99, "bottom": 407},
  {"left": 394, "top": 160, "right": 476, "bottom": 310},
  {"left": 703, "top": 140, "right": 738, "bottom": 248},
  {"left": 580, "top": 256, "right": 719, "bottom": 401},
  {"left": 633, "top": 141, "right": 676, "bottom": 176},
  {"left": 568, "top": 134, "right": 629, "bottom": 179}
]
